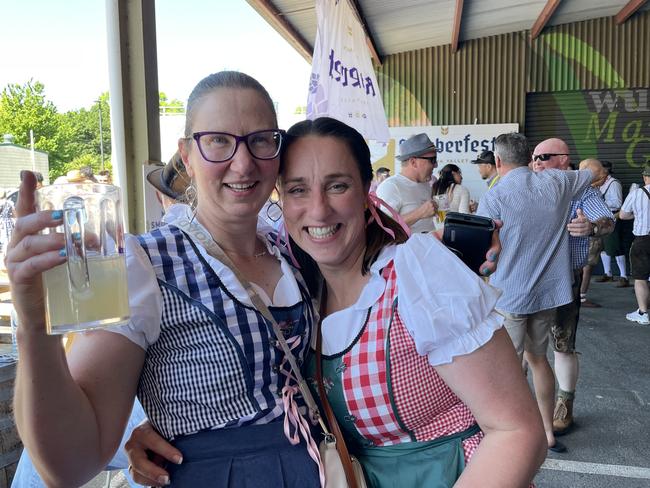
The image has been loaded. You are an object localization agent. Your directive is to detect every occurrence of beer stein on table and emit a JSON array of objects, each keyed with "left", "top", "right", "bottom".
[{"left": 38, "top": 183, "right": 130, "bottom": 334}]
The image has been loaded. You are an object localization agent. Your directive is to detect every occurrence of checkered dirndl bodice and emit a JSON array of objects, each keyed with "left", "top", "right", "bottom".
[
  {"left": 312, "top": 260, "right": 482, "bottom": 462},
  {"left": 136, "top": 224, "right": 315, "bottom": 440}
]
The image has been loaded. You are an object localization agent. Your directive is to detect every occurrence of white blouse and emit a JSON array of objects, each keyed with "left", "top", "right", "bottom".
[
  {"left": 110, "top": 204, "right": 303, "bottom": 350},
  {"left": 448, "top": 184, "right": 471, "bottom": 214},
  {"left": 321, "top": 233, "right": 503, "bottom": 366}
]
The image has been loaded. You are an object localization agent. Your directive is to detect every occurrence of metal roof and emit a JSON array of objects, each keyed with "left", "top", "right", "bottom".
[{"left": 247, "top": 0, "right": 650, "bottom": 62}]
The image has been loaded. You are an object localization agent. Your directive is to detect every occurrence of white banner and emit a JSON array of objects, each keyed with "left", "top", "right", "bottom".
[
  {"left": 307, "top": 0, "right": 390, "bottom": 142},
  {"left": 369, "top": 124, "right": 519, "bottom": 201}
]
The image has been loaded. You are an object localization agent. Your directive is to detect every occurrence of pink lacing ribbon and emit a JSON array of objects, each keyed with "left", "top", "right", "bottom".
[
  {"left": 277, "top": 334, "right": 325, "bottom": 487},
  {"left": 366, "top": 192, "right": 412, "bottom": 238},
  {"left": 275, "top": 220, "right": 301, "bottom": 268}
]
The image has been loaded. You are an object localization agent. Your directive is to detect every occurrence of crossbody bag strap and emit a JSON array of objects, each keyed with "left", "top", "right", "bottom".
[
  {"left": 173, "top": 217, "right": 328, "bottom": 432},
  {"left": 641, "top": 186, "right": 650, "bottom": 201},
  {"left": 316, "top": 287, "right": 360, "bottom": 488}
]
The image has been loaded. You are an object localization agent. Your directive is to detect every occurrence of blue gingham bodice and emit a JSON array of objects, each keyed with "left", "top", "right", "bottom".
[{"left": 135, "top": 224, "right": 315, "bottom": 440}]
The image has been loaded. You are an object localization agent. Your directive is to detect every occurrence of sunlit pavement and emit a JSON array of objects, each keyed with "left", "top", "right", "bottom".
[{"left": 534, "top": 278, "right": 650, "bottom": 488}]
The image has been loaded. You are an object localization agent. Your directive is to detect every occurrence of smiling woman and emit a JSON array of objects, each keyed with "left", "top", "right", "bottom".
[
  {"left": 276, "top": 117, "right": 547, "bottom": 487},
  {"left": 7, "top": 72, "right": 321, "bottom": 488}
]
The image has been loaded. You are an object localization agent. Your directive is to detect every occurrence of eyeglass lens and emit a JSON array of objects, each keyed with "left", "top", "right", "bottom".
[{"left": 196, "top": 130, "right": 282, "bottom": 162}]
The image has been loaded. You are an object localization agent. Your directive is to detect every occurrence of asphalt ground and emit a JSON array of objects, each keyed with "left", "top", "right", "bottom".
[{"left": 533, "top": 278, "right": 650, "bottom": 488}]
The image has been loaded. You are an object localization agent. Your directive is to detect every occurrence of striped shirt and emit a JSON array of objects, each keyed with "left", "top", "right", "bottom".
[
  {"left": 569, "top": 186, "right": 614, "bottom": 269},
  {"left": 477, "top": 167, "right": 592, "bottom": 314},
  {"left": 621, "top": 185, "right": 650, "bottom": 236},
  {"left": 599, "top": 176, "right": 623, "bottom": 212}
]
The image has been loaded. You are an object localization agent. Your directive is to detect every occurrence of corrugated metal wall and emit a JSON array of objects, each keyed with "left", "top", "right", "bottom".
[
  {"left": 377, "top": 11, "right": 650, "bottom": 128},
  {"left": 525, "top": 90, "right": 649, "bottom": 189}
]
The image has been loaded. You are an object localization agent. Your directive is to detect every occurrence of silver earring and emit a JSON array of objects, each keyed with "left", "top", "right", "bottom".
[
  {"left": 184, "top": 182, "right": 197, "bottom": 210},
  {"left": 265, "top": 197, "right": 282, "bottom": 223}
]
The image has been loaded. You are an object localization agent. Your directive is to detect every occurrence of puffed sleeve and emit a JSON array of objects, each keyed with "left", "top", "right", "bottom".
[
  {"left": 394, "top": 233, "right": 503, "bottom": 366},
  {"left": 106, "top": 234, "right": 163, "bottom": 349}
]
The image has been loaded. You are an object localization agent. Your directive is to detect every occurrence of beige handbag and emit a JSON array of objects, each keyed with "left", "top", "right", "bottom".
[{"left": 175, "top": 218, "right": 366, "bottom": 488}]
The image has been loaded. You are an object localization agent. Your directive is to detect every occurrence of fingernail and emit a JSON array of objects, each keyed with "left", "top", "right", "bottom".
[
  {"left": 157, "top": 475, "right": 170, "bottom": 485},
  {"left": 488, "top": 252, "right": 497, "bottom": 262},
  {"left": 72, "top": 232, "right": 81, "bottom": 240},
  {"left": 173, "top": 455, "right": 183, "bottom": 465},
  {"left": 52, "top": 210, "right": 63, "bottom": 220},
  {"left": 59, "top": 248, "right": 67, "bottom": 257},
  {"left": 481, "top": 267, "right": 491, "bottom": 276}
]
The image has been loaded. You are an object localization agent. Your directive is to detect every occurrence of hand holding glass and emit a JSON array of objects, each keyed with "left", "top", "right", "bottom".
[{"left": 38, "top": 184, "right": 130, "bottom": 334}]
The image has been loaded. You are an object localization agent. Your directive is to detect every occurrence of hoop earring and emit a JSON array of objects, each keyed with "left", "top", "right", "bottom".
[
  {"left": 265, "top": 195, "right": 282, "bottom": 223},
  {"left": 183, "top": 180, "right": 198, "bottom": 218}
]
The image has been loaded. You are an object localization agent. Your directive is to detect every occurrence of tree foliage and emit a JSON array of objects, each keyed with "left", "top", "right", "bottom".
[
  {"left": 0, "top": 81, "right": 178, "bottom": 181},
  {"left": 159, "top": 92, "right": 184, "bottom": 114},
  {"left": 0, "top": 80, "right": 65, "bottom": 169},
  {"left": 0, "top": 81, "right": 112, "bottom": 180}
]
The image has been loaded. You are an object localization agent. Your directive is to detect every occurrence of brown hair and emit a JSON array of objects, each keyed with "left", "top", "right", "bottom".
[{"left": 183, "top": 71, "right": 277, "bottom": 138}]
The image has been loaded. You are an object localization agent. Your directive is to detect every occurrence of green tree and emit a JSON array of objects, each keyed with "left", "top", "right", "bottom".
[
  {"left": 0, "top": 80, "right": 67, "bottom": 172},
  {"left": 159, "top": 92, "right": 184, "bottom": 114},
  {"left": 59, "top": 92, "right": 111, "bottom": 174}
]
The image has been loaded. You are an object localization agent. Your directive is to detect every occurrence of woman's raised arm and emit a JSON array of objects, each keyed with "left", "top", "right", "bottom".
[{"left": 8, "top": 172, "right": 145, "bottom": 487}]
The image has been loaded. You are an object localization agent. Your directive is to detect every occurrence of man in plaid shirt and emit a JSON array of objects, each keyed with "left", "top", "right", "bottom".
[{"left": 532, "top": 141, "right": 614, "bottom": 441}]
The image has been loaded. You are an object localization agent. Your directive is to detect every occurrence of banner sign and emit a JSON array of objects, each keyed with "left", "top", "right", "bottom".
[
  {"left": 307, "top": 0, "right": 390, "bottom": 142},
  {"left": 368, "top": 123, "right": 518, "bottom": 201}
]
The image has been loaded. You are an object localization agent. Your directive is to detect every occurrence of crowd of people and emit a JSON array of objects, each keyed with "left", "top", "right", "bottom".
[{"left": 4, "top": 70, "right": 649, "bottom": 488}]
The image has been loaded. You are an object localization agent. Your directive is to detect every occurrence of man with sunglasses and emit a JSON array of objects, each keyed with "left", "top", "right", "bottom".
[
  {"left": 376, "top": 133, "right": 439, "bottom": 233},
  {"left": 532, "top": 138, "right": 614, "bottom": 438},
  {"left": 477, "top": 132, "right": 597, "bottom": 454}
]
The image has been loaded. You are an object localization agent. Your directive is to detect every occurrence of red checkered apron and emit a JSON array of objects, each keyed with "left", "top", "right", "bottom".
[{"left": 340, "top": 261, "right": 482, "bottom": 461}]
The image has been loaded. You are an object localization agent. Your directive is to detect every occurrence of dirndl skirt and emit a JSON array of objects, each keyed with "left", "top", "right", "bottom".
[{"left": 166, "top": 421, "right": 320, "bottom": 487}]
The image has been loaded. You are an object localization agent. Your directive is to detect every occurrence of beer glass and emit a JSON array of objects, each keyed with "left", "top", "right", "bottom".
[
  {"left": 433, "top": 194, "right": 450, "bottom": 226},
  {"left": 38, "top": 183, "right": 130, "bottom": 334}
]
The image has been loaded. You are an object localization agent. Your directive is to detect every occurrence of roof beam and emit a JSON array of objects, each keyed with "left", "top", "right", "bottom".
[
  {"left": 245, "top": 0, "right": 313, "bottom": 63},
  {"left": 614, "top": 0, "right": 649, "bottom": 24},
  {"left": 348, "top": 0, "right": 383, "bottom": 66},
  {"left": 451, "top": 0, "right": 465, "bottom": 54},
  {"left": 530, "top": 0, "right": 562, "bottom": 40}
]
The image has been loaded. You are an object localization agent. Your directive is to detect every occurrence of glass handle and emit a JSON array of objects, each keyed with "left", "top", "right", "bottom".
[
  {"left": 99, "top": 198, "right": 112, "bottom": 256},
  {"left": 63, "top": 198, "right": 90, "bottom": 294}
]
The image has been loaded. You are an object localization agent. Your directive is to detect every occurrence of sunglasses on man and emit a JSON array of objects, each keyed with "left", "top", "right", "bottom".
[
  {"left": 533, "top": 153, "right": 569, "bottom": 162},
  {"left": 418, "top": 156, "right": 438, "bottom": 164}
]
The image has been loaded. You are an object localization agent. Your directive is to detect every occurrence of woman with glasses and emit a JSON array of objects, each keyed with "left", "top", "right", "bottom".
[
  {"left": 432, "top": 164, "right": 471, "bottom": 214},
  {"left": 6, "top": 72, "right": 321, "bottom": 487},
  {"left": 125, "top": 118, "right": 544, "bottom": 487}
]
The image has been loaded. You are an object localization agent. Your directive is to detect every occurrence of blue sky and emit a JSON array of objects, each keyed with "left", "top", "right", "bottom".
[{"left": 1, "top": 0, "right": 312, "bottom": 125}]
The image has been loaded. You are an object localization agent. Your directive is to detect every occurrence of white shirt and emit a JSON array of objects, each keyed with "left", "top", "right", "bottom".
[
  {"left": 599, "top": 176, "right": 623, "bottom": 212},
  {"left": 321, "top": 233, "right": 503, "bottom": 366},
  {"left": 447, "top": 184, "right": 471, "bottom": 214},
  {"left": 376, "top": 173, "right": 436, "bottom": 233},
  {"left": 621, "top": 185, "right": 650, "bottom": 236},
  {"left": 110, "top": 204, "right": 302, "bottom": 349}
]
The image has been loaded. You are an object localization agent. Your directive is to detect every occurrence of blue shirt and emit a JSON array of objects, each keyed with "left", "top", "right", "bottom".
[
  {"left": 569, "top": 186, "right": 614, "bottom": 269},
  {"left": 477, "top": 167, "right": 592, "bottom": 314}
]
